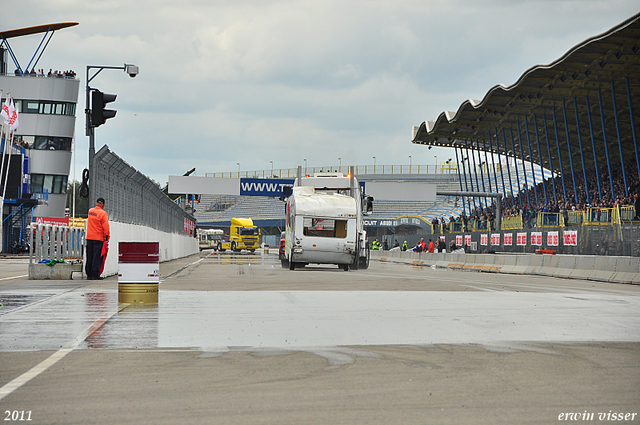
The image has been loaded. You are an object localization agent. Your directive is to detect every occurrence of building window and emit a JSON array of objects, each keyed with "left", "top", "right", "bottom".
[
  {"left": 3, "top": 99, "right": 76, "bottom": 117},
  {"left": 13, "top": 135, "right": 72, "bottom": 151},
  {"left": 31, "top": 174, "right": 68, "bottom": 194}
]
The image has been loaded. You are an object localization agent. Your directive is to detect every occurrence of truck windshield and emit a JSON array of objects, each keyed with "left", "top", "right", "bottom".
[
  {"left": 239, "top": 228, "right": 259, "bottom": 236},
  {"left": 303, "top": 217, "right": 347, "bottom": 238}
]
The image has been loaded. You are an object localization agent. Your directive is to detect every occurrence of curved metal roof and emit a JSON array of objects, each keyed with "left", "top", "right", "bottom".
[{"left": 412, "top": 12, "right": 640, "bottom": 175}]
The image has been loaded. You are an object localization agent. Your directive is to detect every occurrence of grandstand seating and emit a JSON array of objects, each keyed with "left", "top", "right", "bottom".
[{"left": 194, "top": 166, "right": 543, "bottom": 227}]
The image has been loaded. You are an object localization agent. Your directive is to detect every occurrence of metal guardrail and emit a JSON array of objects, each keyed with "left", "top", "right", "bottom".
[
  {"left": 29, "top": 223, "right": 85, "bottom": 263},
  {"left": 202, "top": 163, "right": 507, "bottom": 178}
]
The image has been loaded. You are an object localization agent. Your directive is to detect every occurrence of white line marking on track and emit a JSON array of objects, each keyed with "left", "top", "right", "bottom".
[
  {"left": 0, "top": 304, "right": 126, "bottom": 401},
  {"left": 0, "top": 275, "right": 28, "bottom": 281}
]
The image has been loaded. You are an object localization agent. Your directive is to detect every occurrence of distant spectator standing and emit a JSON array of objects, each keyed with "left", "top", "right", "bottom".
[
  {"left": 427, "top": 239, "right": 435, "bottom": 253},
  {"left": 85, "top": 197, "right": 110, "bottom": 280},
  {"left": 635, "top": 194, "right": 639, "bottom": 220}
]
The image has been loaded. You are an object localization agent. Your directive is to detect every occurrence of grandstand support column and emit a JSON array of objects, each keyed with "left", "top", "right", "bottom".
[
  {"left": 470, "top": 143, "right": 481, "bottom": 209},
  {"left": 542, "top": 114, "right": 558, "bottom": 203},
  {"left": 627, "top": 77, "right": 640, "bottom": 188},
  {"left": 463, "top": 145, "right": 475, "bottom": 212},
  {"left": 610, "top": 80, "right": 629, "bottom": 197},
  {"left": 532, "top": 114, "right": 548, "bottom": 204},
  {"left": 598, "top": 88, "right": 616, "bottom": 199},
  {"left": 561, "top": 99, "right": 579, "bottom": 204},
  {"left": 585, "top": 96, "right": 603, "bottom": 200},
  {"left": 523, "top": 116, "right": 538, "bottom": 205},
  {"left": 476, "top": 139, "right": 488, "bottom": 208},
  {"left": 454, "top": 146, "right": 466, "bottom": 216},
  {"left": 494, "top": 129, "right": 509, "bottom": 206},
  {"left": 552, "top": 107, "right": 568, "bottom": 202},
  {"left": 501, "top": 128, "right": 515, "bottom": 208},
  {"left": 573, "top": 98, "right": 591, "bottom": 204},
  {"left": 487, "top": 132, "right": 502, "bottom": 204},
  {"left": 481, "top": 138, "right": 493, "bottom": 194},
  {"left": 510, "top": 126, "right": 524, "bottom": 208}
]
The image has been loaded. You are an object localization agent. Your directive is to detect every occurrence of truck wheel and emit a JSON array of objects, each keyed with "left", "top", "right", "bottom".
[
  {"left": 231, "top": 241, "right": 238, "bottom": 252},
  {"left": 281, "top": 257, "right": 289, "bottom": 268},
  {"left": 289, "top": 256, "right": 295, "bottom": 270},
  {"left": 341, "top": 264, "right": 350, "bottom": 271},
  {"left": 216, "top": 242, "right": 222, "bottom": 251}
]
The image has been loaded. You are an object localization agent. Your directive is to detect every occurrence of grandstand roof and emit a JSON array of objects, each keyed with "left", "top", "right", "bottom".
[{"left": 412, "top": 12, "right": 640, "bottom": 175}]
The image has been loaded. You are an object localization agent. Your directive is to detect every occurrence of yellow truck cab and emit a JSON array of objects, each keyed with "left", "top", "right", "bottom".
[{"left": 217, "top": 218, "right": 260, "bottom": 252}]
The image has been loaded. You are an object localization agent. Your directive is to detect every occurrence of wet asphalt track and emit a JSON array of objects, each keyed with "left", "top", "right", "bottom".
[{"left": 0, "top": 251, "right": 639, "bottom": 424}]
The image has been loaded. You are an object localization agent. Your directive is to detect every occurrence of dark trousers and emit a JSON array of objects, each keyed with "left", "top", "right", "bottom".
[{"left": 85, "top": 239, "right": 104, "bottom": 279}]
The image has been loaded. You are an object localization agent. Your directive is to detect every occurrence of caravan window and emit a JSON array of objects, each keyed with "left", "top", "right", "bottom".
[{"left": 303, "top": 217, "right": 347, "bottom": 238}]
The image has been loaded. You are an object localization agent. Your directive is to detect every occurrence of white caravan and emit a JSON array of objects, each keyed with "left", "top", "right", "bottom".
[{"left": 283, "top": 168, "right": 372, "bottom": 271}]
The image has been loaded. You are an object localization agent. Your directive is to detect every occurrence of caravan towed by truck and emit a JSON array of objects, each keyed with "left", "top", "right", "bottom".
[{"left": 283, "top": 168, "right": 372, "bottom": 271}]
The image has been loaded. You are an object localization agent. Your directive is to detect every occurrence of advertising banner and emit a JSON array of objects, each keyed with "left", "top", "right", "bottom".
[
  {"left": 531, "top": 232, "right": 543, "bottom": 246},
  {"left": 564, "top": 230, "right": 578, "bottom": 246},
  {"left": 516, "top": 232, "right": 527, "bottom": 246},
  {"left": 480, "top": 234, "right": 488, "bottom": 246},
  {"left": 503, "top": 233, "right": 513, "bottom": 246},
  {"left": 490, "top": 234, "right": 500, "bottom": 246},
  {"left": 239, "top": 178, "right": 295, "bottom": 197},
  {"left": 547, "top": 231, "right": 559, "bottom": 246}
]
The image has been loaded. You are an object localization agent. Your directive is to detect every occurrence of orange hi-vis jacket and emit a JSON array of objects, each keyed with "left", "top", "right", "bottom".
[{"left": 87, "top": 204, "right": 110, "bottom": 241}]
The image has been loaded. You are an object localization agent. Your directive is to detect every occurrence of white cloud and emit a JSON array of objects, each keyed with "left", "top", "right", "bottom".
[{"left": 3, "top": 0, "right": 639, "bottom": 184}]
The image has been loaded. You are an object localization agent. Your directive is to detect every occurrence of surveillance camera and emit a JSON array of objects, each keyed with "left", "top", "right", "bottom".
[{"left": 125, "top": 65, "right": 139, "bottom": 78}]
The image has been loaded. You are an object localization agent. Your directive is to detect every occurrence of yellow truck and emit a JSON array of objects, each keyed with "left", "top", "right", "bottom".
[{"left": 216, "top": 218, "right": 260, "bottom": 252}]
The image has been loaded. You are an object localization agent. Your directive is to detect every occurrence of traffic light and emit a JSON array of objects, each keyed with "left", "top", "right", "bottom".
[{"left": 91, "top": 89, "right": 117, "bottom": 128}]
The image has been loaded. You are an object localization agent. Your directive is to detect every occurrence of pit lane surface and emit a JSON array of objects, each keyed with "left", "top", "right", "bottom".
[{"left": 0, "top": 252, "right": 638, "bottom": 424}]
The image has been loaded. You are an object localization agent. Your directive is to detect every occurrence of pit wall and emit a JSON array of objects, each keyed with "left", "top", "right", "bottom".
[
  {"left": 370, "top": 250, "right": 640, "bottom": 285},
  {"left": 99, "top": 222, "right": 198, "bottom": 277}
]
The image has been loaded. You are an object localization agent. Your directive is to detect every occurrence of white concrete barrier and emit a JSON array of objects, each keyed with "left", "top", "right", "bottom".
[
  {"left": 370, "top": 250, "right": 639, "bottom": 285},
  {"left": 98, "top": 221, "right": 198, "bottom": 277}
]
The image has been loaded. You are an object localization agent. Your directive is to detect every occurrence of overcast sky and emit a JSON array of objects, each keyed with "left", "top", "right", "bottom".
[{"left": 4, "top": 1, "right": 639, "bottom": 184}]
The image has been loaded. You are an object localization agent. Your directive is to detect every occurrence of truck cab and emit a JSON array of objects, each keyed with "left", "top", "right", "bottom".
[{"left": 217, "top": 217, "right": 260, "bottom": 252}]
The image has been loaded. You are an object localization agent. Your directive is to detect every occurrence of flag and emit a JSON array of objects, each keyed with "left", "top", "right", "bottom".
[
  {"left": 1, "top": 97, "right": 10, "bottom": 124},
  {"left": 8, "top": 99, "right": 18, "bottom": 131}
]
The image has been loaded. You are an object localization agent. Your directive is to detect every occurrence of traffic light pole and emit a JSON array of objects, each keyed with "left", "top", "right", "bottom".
[{"left": 84, "top": 64, "right": 138, "bottom": 203}]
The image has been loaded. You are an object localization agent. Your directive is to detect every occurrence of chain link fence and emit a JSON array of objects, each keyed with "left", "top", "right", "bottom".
[{"left": 93, "top": 146, "right": 194, "bottom": 234}]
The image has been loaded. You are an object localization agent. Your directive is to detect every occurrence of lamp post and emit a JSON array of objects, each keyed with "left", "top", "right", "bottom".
[
  {"left": 373, "top": 156, "right": 376, "bottom": 173},
  {"left": 304, "top": 158, "right": 307, "bottom": 175},
  {"left": 338, "top": 157, "right": 341, "bottom": 171},
  {"left": 237, "top": 162, "right": 240, "bottom": 176},
  {"left": 434, "top": 155, "right": 438, "bottom": 174},
  {"left": 270, "top": 160, "right": 273, "bottom": 178},
  {"left": 85, "top": 63, "right": 138, "bottom": 203},
  {"left": 408, "top": 155, "right": 412, "bottom": 174}
]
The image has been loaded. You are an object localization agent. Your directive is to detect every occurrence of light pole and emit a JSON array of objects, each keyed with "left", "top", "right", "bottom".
[
  {"left": 338, "top": 157, "right": 341, "bottom": 171},
  {"left": 85, "top": 63, "right": 138, "bottom": 203},
  {"left": 304, "top": 158, "right": 307, "bottom": 175},
  {"left": 237, "top": 162, "right": 240, "bottom": 176},
  {"left": 270, "top": 160, "right": 273, "bottom": 178},
  {"left": 434, "top": 155, "right": 438, "bottom": 174},
  {"left": 408, "top": 155, "right": 412, "bottom": 173},
  {"left": 373, "top": 156, "right": 376, "bottom": 173}
]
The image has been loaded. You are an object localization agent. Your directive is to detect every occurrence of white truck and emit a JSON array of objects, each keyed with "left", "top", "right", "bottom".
[{"left": 282, "top": 167, "right": 372, "bottom": 271}]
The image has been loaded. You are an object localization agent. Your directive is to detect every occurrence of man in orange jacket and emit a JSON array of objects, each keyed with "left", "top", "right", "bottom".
[{"left": 85, "top": 197, "right": 110, "bottom": 280}]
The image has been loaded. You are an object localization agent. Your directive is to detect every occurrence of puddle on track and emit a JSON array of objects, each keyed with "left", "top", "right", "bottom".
[{"left": 1, "top": 290, "right": 639, "bottom": 353}]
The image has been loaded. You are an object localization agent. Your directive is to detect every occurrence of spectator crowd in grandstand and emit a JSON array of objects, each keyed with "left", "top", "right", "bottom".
[{"left": 441, "top": 157, "right": 639, "bottom": 232}]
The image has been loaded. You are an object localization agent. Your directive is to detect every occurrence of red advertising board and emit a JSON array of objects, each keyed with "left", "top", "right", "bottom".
[{"left": 33, "top": 217, "right": 69, "bottom": 226}]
